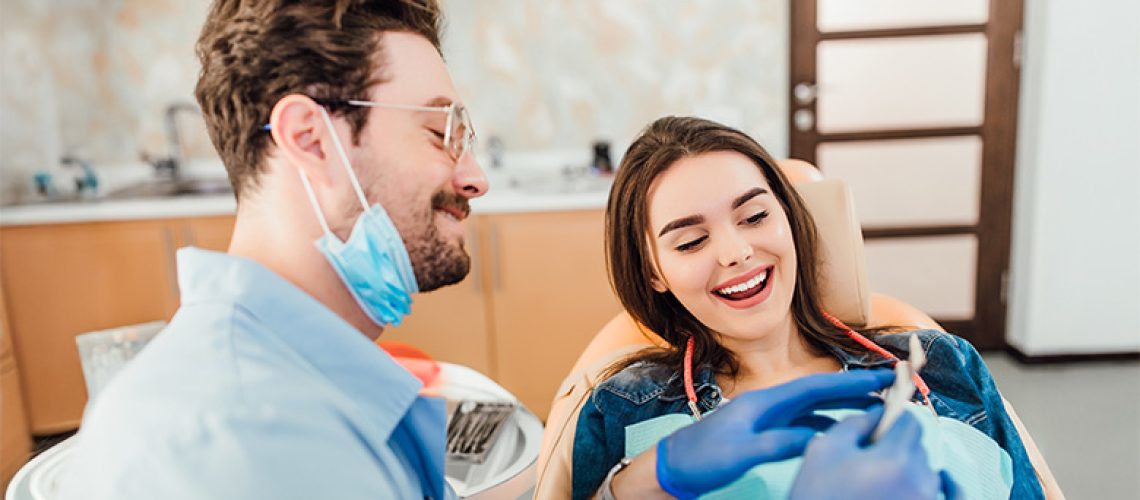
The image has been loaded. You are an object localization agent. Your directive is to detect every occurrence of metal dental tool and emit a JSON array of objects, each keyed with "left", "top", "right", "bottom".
[{"left": 872, "top": 334, "right": 927, "bottom": 442}]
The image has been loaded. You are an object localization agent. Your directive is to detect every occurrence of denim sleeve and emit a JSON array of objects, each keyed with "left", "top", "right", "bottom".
[
  {"left": 571, "top": 391, "right": 627, "bottom": 500},
  {"left": 927, "top": 334, "right": 1045, "bottom": 500}
]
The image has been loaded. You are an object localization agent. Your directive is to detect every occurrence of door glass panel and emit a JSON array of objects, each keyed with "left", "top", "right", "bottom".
[
  {"left": 816, "top": 136, "right": 982, "bottom": 226},
  {"left": 817, "top": 34, "right": 988, "bottom": 133},
  {"left": 818, "top": 0, "right": 989, "bottom": 32},
  {"left": 863, "top": 235, "right": 976, "bottom": 320}
]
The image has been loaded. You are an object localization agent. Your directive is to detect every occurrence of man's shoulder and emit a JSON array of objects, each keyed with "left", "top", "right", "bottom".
[{"left": 59, "top": 399, "right": 399, "bottom": 500}]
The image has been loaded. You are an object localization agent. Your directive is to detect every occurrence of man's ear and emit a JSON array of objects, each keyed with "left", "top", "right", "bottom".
[{"left": 269, "top": 94, "right": 339, "bottom": 187}]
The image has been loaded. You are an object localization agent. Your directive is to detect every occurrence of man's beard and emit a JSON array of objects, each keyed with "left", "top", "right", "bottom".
[{"left": 404, "top": 191, "right": 472, "bottom": 292}]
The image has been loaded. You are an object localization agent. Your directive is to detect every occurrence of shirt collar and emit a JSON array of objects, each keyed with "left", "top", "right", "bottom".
[
  {"left": 176, "top": 247, "right": 422, "bottom": 440},
  {"left": 820, "top": 342, "right": 896, "bottom": 369}
]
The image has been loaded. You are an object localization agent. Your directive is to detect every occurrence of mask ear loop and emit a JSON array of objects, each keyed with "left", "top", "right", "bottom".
[
  {"left": 822, "top": 311, "right": 934, "bottom": 409},
  {"left": 295, "top": 106, "right": 373, "bottom": 239},
  {"left": 317, "top": 106, "right": 371, "bottom": 211},
  {"left": 683, "top": 337, "right": 702, "bottom": 421}
]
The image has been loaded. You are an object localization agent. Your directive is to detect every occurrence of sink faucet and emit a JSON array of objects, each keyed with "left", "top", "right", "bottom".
[
  {"left": 61, "top": 154, "right": 99, "bottom": 199},
  {"left": 147, "top": 102, "right": 201, "bottom": 180}
]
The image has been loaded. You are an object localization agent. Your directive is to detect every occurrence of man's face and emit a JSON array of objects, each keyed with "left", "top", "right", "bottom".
[{"left": 335, "top": 32, "right": 488, "bottom": 292}]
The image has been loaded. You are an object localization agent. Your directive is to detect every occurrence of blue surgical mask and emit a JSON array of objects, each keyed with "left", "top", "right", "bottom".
[{"left": 296, "top": 107, "right": 419, "bottom": 327}]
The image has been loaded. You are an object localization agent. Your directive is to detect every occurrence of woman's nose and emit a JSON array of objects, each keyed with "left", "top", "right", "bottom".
[
  {"left": 716, "top": 231, "right": 753, "bottom": 267},
  {"left": 453, "top": 151, "right": 489, "bottom": 198}
]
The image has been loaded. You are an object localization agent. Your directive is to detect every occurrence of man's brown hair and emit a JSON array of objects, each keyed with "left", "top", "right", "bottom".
[{"left": 194, "top": 0, "right": 442, "bottom": 199}]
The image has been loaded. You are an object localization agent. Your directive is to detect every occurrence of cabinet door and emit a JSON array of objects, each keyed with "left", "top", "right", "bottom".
[
  {"left": 0, "top": 220, "right": 180, "bottom": 433},
  {"left": 381, "top": 218, "right": 492, "bottom": 375},
  {"left": 179, "top": 215, "right": 235, "bottom": 252},
  {"left": 1, "top": 286, "right": 31, "bottom": 488},
  {"left": 485, "top": 211, "right": 621, "bottom": 418}
]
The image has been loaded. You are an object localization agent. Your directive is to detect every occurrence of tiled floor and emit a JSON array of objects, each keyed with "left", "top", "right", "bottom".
[{"left": 982, "top": 352, "right": 1140, "bottom": 499}]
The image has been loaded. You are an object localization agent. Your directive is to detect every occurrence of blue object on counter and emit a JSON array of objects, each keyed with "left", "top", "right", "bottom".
[{"left": 33, "top": 171, "right": 56, "bottom": 197}]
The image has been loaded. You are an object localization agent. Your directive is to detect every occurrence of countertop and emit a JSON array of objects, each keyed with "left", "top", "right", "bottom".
[
  {"left": 0, "top": 155, "right": 613, "bottom": 226},
  {"left": 0, "top": 179, "right": 611, "bottom": 227}
]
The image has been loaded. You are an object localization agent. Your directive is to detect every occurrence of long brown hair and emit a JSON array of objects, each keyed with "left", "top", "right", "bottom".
[{"left": 605, "top": 116, "right": 877, "bottom": 379}]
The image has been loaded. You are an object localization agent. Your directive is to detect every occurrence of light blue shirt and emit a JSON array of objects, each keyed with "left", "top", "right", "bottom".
[{"left": 59, "top": 248, "right": 452, "bottom": 500}]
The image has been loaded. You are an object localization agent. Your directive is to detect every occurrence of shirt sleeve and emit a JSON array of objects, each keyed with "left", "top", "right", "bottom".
[{"left": 59, "top": 402, "right": 417, "bottom": 500}]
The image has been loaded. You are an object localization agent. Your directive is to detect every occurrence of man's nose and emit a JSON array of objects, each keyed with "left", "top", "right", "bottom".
[{"left": 454, "top": 151, "right": 489, "bottom": 198}]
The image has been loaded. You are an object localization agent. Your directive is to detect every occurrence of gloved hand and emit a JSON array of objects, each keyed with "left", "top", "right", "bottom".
[
  {"left": 655, "top": 369, "right": 895, "bottom": 499},
  {"left": 789, "top": 405, "right": 961, "bottom": 500}
]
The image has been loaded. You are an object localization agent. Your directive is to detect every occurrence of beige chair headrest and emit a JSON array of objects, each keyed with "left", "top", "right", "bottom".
[{"left": 792, "top": 180, "right": 871, "bottom": 327}]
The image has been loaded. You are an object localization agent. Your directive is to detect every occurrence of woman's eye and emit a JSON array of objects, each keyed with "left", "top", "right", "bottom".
[
  {"left": 743, "top": 210, "right": 769, "bottom": 226},
  {"left": 675, "top": 236, "right": 707, "bottom": 252}
]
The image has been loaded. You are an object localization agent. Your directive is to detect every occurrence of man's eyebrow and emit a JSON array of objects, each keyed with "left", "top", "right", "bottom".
[
  {"left": 732, "top": 187, "right": 769, "bottom": 209},
  {"left": 423, "top": 96, "right": 454, "bottom": 107},
  {"left": 658, "top": 215, "right": 705, "bottom": 238}
]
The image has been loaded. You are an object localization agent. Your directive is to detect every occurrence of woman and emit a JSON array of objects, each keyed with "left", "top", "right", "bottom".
[{"left": 572, "top": 116, "right": 1053, "bottom": 499}]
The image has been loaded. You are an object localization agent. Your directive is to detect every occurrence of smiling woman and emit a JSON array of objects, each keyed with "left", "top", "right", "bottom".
[{"left": 570, "top": 116, "right": 1050, "bottom": 499}]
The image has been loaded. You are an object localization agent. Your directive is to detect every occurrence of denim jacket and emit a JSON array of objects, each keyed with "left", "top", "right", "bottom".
[{"left": 571, "top": 329, "right": 1044, "bottom": 499}]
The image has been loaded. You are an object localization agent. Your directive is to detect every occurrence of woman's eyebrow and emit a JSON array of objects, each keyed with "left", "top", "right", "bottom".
[
  {"left": 658, "top": 215, "right": 705, "bottom": 237},
  {"left": 732, "top": 187, "right": 769, "bottom": 209},
  {"left": 656, "top": 187, "right": 769, "bottom": 238}
]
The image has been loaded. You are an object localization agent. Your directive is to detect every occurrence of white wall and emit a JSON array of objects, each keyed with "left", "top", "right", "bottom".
[{"left": 1007, "top": 0, "right": 1140, "bottom": 354}]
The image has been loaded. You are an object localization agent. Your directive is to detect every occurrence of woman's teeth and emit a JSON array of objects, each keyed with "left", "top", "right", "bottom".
[{"left": 716, "top": 269, "right": 770, "bottom": 297}]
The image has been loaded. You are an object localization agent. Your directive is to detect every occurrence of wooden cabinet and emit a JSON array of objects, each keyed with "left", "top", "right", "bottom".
[
  {"left": 385, "top": 211, "right": 621, "bottom": 419},
  {"left": 485, "top": 211, "right": 621, "bottom": 418},
  {"left": 1, "top": 208, "right": 613, "bottom": 432},
  {"left": 1, "top": 286, "right": 31, "bottom": 490},
  {"left": 0, "top": 216, "right": 233, "bottom": 434}
]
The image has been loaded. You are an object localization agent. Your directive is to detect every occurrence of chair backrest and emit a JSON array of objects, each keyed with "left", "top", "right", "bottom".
[{"left": 532, "top": 159, "right": 942, "bottom": 500}]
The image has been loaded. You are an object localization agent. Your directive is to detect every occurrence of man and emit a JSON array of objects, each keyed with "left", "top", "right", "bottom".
[
  {"left": 59, "top": 1, "right": 948, "bottom": 499},
  {"left": 61, "top": 2, "right": 483, "bottom": 498}
]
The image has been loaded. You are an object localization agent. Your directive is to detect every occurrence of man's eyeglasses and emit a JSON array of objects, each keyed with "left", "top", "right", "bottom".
[{"left": 263, "top": 98, "right": 476, "bottom": 162}]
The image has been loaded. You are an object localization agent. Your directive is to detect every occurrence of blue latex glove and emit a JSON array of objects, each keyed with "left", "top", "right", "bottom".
[
  {"left": 789, "top": 405, "right": 961, "bottom": 500},
  {"left": 655, "top": 369, "right": 895, "bottom": 499}
]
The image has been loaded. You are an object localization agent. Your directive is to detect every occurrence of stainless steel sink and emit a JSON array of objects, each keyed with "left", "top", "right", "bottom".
[{"left": 104, "top": 177, "right": 233, "bottom": 199}]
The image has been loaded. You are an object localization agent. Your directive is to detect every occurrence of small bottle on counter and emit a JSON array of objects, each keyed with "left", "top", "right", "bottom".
[{"left": 591, "top": 140, "right": 613, "bottom": 175}]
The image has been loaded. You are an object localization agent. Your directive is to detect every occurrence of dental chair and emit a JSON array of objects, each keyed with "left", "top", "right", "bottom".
[{"left": 532, "top": 159, "right": 947, "bottom": 499}]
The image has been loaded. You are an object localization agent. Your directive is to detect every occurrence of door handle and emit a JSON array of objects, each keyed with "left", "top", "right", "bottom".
[
  {"left": 794, "top": 82, "right": 817, "bottom": 105},
  {"left": 793, "top": 109, "right": 815, "bottom": 132}
]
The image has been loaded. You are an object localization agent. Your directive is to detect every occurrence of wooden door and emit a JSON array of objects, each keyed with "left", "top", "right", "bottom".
[
  {"left": 379, "top": 217, "right": 493, "bottom": 375},
  {"left": 0, "top": 220, "right": 181, "bottom": 433},
  {"left": 790, "top": 0, "right": 1023, "bottom": 349},
  {"left": 485, "top": 210, "right": 621, "bottom": 419}
]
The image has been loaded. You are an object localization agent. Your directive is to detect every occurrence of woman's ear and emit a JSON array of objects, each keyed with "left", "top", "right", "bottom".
[
  {"left": 269, "top": 94, "right": 339, "bottom": 187},
  {"left": 649, "top": 268, "right": 671, "bottom": 293}
]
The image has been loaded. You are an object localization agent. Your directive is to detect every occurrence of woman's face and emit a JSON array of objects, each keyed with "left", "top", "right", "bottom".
[{"left": 647, "top": 151, "right": 798, "bottom": 343}]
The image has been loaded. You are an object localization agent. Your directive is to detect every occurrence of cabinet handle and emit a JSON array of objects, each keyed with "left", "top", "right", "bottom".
[
  {"left": 162, "top": 226, "right": 179, "bottom": 300},
  {"left": 467, "top": 223, "right": 482, "bottom": 293},
  {"left": 182, "top": 224, "right": 196, "bottom": 248},
  {"left": 488, "top": 221, "right": 501, "bottom": 292}
]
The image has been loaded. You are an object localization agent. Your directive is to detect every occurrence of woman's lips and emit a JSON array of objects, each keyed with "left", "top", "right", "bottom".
[{"left": 711, "top": 265, "right": 775, "bottom": 309}]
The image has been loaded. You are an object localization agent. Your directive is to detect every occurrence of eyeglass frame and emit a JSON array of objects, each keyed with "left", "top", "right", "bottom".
[{"left": 261, "top": 97, "right": 476, "bottom": 162}]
